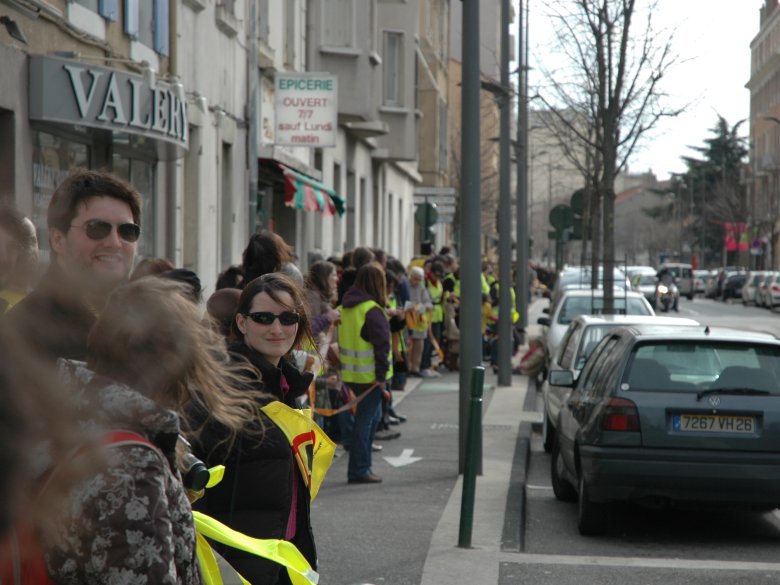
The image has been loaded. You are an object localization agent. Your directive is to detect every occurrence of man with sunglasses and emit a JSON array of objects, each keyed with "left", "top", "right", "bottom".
[{"left": 6, "top": 169, "right": 141, "bottom": 363}]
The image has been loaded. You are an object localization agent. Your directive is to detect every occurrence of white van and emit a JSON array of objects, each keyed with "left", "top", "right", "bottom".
[{"left": 659, "top": 262, "right": 694, "bottom": 299}]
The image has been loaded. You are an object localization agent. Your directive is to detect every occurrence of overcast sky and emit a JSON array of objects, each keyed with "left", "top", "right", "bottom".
[{"left": 524, "top": 0, "right": 764, "bottom": 180}]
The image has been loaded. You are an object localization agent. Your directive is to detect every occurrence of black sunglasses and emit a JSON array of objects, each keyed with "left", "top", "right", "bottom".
[
  {"left": 245, "top": 311, "right": 301, "bottom": 326},
  {"left": 71, "top": 219, "right": 141, "bottom": 243}
]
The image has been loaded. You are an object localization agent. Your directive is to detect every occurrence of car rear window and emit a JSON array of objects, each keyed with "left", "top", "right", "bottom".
[
  {"left": 557, "top": 297, "right": 651, "bottom": 324},
  {"left": 624, "top": 341, "right": 780, "bottom": 394}
]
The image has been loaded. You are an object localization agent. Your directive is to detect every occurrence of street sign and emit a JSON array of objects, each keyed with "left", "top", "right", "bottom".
[
  {"left": 549, "top": 204, "right": 573, "bottom": 230},
  {"left": 415, "top": 202, "right": 439, "bottom": 226}
]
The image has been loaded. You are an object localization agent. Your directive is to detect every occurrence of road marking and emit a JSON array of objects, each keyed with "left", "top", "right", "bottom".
[
  {"left": 526, "top": 484, "right": 553, "bottom": 490},
  {"left": 514, "top": 553, "right": 780, "bottom": 572},
  {"left": 384, "top": 448, "right": 423, "bottom": 467}
]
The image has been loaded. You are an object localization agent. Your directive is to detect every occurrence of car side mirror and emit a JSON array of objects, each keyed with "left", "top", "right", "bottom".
[
  {"left": 537, "top": 316, "right": 551, "bottom": 327},
  {"left": 548, "top": 369, "right": 574, "bottom": 387}
]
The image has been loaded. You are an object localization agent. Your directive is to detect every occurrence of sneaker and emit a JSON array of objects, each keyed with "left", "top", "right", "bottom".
[
  {"left": 427, "top": 369, "right": 442, "bottom": 377},
  {"left": 372, "top": 443, "right": 383, "bottom": 452},
  {"left": 420, "top": 369, "right": 435, "bottom": 378}
]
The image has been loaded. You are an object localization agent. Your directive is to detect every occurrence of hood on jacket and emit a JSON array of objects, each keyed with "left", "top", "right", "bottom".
[
  {"left": 57, "top": 359, "right": 180, "bottom": 456},
  {"left": 341, "top": 286, "right": 379, "bottom": 309}
]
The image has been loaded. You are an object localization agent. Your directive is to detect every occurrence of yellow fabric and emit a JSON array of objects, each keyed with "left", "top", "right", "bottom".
[
  {"left": 338, "top": 300, "right": 384, "bottom": 384},
  {"left": 481, "top": 274, "right": 490, "bottom": 296},
  {"left": 405, "top": 306, "right": 432, "bottom": 332},
  {"left": 443, "top": 273, "right": 460, "bottom": 300},
  {"left": 205, "top": 465, "right": 225, "bottom": 489},
  {"left": 427, "top": 279, "right": 444, "bottom": 323},
  {"left": 193, "top": 512, "right": 319, "bottom": 585},
  {"left": 0, "top": 289, "right": 24, "bottom": 312},
  {"left": 260, "top": 402, "right": 335, "bottom": 502}
]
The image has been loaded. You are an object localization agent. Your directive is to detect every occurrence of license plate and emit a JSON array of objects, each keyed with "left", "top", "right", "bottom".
[{"left": 672, "top": 414, "right": 756, "bottom": 434}]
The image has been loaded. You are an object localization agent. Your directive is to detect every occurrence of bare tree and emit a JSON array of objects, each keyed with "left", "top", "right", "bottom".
[{"left": 535, "top": 0, "right": 683, "bottom": 311}]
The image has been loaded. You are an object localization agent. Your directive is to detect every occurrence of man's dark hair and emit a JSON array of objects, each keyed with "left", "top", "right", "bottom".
[
  {"left": 47, "top": 169, "right": 142, "bottom": 235},
  {"left": 241, "top": 231, "right": 294, "bottom": 284}
]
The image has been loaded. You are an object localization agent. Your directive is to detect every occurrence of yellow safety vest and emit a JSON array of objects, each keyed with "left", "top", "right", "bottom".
[
  {"left": 443, "top": 273, "right": 460, "bottom": 300},
  {"left": 489, "top": 284, "right": 520, "bottom": 324},
  {"left": 427, "top": 279, "right": 444, "bottom": 323},
  {"left": 338, "top": 299, "right": 390, "bottom": 384}
]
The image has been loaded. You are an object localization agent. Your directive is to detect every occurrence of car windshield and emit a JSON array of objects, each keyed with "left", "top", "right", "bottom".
[
  {"left": 557, "top": 297, "right": 651, "bottom": 324},
  {"left": 624, "top": 341, "right": 780, "bottom": 394},
  {"left": 559, "top": 268, "right": 628, "bottom": 290},
  {"left": 638, "top": 274, "right": 656, "bottom": 285}
]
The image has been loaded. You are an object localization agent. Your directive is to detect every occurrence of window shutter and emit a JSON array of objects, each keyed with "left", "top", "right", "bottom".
[
  {"left": 124, "top": 0, "right": 139, "bottom": 38},
  {"left": 153, "top": 0, "right": 170, "bottom": 56},
  {"left": 99, "top": 0, "right": 118, "bottom": 21}
]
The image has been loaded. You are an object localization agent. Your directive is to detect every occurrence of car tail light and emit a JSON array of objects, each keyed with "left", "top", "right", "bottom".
[
  {"left": 773, "top": 284, "right": 780, "bottom": 293},
  {"left": 600, "top": 398, "right": 640, "bottom": 432}
]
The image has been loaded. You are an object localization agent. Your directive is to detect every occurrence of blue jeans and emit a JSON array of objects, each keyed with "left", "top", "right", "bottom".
[{"left": 347, "top": 385, "right": 383, "bottom": 480}]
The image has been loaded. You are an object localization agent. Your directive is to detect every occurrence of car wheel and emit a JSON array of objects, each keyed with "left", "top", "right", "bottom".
[
  {"left": 551, "top": 437, "right": 576, "bottom": 502},
  {"left": 542, "top": 413, "right": 554, "bottom": 454},
  {"left": 577, "top": 474, "right": 606, "bottom": 536}
]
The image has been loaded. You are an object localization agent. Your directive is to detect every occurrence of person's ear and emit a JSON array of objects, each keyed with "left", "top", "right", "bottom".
[
  {"left": 236, "top": 312, "right": 247, "bottom": 336},
  {"left": 49, "top": 227, "right": 67, "bottom": 256}
]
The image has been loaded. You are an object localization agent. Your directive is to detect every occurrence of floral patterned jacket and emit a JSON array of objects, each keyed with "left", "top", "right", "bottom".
[{"left": 44, "top": 360, "right": 203, "bottom": 585}]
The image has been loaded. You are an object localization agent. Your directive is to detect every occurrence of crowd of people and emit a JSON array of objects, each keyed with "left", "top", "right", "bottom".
[{"left": 0, "top": 167, "right": 495, "bottom": 583}]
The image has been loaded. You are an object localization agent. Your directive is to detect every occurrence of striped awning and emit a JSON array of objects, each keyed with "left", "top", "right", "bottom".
[{"left": 279, "top": 163, "right": 345, "bottom": 217}]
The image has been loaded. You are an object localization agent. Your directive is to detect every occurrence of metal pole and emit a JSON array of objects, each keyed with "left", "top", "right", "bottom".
[
  {"left": 496, "top": 0, "right": 512, "bottom": 386},
  {"left": 457, "top": 366, "right": 485, "bottom": 548},
  {"left": 515, "top": 0, "right": 529, "bottom": 343},
  {"left": 247, "top": 0, "right": 259, "bottom": 235},
  {"left": 459, "top": 0, "right": 482, "bottom": 473}
]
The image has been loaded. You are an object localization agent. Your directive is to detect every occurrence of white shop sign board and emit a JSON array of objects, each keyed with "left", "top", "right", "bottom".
[{"left": 274, "top": 73, "right": 337, "bottom": 147}]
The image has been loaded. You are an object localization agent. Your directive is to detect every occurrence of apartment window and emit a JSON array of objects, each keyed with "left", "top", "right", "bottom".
[
  {"left": 285, "top": 0, "right": 297, "bottom": 67},
  {"left": 383, "top": 31, "right": 403, "bottom": 106},
  {"left": 322, "top": 0, "right": 355, "bottom": 49},
  {"left": 129, "top": 0, "right": 169, "bottom": 54},
  {"left": 258, "top": 0, "right": 270, "bottom": 42}
]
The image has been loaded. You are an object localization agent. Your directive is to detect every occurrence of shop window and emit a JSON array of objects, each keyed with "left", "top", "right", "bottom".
[
  {"left": 112, "top": 153, "right": 156, "bottom": 259},
  {"left": 31, "top": 130, "right": 90, "bottom": 256}
]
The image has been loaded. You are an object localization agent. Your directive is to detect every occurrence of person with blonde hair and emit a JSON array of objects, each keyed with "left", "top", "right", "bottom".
[
  {"left": 44, "top": 277, "right": 262, "bottom": 584},
  {"left": 406, "top": 265, "right": 433, "bottom": 377}
]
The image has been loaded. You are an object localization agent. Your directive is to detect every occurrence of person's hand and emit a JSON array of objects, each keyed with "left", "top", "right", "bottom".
[{"left": 328, "top": 308, "right": 341, "bottom": 325}]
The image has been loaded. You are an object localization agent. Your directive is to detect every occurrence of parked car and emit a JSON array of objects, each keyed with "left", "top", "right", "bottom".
[
  {"left": 693, "top": 269, "right": 709, "bottom": 296},
  {"left": 550, "top": 266, "right": 631, "bottom": 306},
  {"left": 767, "top": 273, "right": 780, "bottom": 309},
  {"left": 549, "top": 324, "right": 780, "bottom": 535},
  {"left": 704, "top": 269, "right": 720, "bottom": 299},
  {"left": 720, "top": 272, "right": 747, "bottom": 301},
  {"left": 625, "top": 265, "right": 656, "bottom": 282},
  {"left": 541, "top": 314, "right": 699, "bottom": 453},
  {"left": 742, "top": 271, "right": 769, "bottom": 306},
  {"left": 630, "top": 272, "right": 657, "bottom": 306},
  {"left": 755, "top": 271, "right": 777, "bottom": 308},
  {"left": 537, "top": 289, "right": 655, "bottom": 372}
]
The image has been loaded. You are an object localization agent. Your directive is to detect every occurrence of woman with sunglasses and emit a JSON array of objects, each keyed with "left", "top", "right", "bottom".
[{"left": 191, "top": 272, "right": 319, "bottom": 585}]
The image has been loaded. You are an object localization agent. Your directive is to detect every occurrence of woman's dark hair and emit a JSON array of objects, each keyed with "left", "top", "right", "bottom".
[
  {"left": 355, "top": 263, "right": 386, "bottom": 305},
  {"left": 232, "top": 273, "right": 314, "bottom": 354},
  {"left": 305, "top": 260, "right": 336, "bottom": 300},
  {"left": 130, "top": 257, "right": 175, "bottom": 281},
  {"left": 241, "top": 231, "right": 294, "bottom": 284},
  {"left": 386, "top": 257, "right": 406, "bottom": 276},
  {"left": 371, "top": 248, "right": 387, "bottom": 266},
  {"left": 351, "top": 246, "right": 375, "bottom": 270},
  {"left": 216, "top": 265, "right": 245, "bottom": 290}
]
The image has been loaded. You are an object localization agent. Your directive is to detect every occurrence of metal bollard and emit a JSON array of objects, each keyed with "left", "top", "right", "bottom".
[{"left": 458, "top": 365, "right": 485, "bottom": 548}]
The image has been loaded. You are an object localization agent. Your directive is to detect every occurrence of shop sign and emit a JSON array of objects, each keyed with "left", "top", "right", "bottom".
[
  {"left": 274, "top": 73, "right": 337, "bottom": 147},
  {"left": 28, "top": 56, "right": 188, "bottom": 151}
]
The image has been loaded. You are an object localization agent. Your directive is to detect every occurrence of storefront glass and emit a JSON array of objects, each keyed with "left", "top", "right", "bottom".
[
  {"left": 112, "top": 153, "right": 155, "bottom": 258},
  {"left": 31, "top": 130, "right": 90, "bottom": 255}
]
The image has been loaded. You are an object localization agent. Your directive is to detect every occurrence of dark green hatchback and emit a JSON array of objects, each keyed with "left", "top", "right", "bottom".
[{"left": 548, "top": 324, "right": 780, "bottom": 535}]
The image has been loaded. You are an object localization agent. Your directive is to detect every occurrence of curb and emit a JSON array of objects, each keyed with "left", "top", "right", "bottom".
[{"left": 500, "top": 374, "right": 536, "bottom": 553}]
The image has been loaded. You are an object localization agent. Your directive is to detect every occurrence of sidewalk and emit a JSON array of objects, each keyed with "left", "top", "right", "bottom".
[{"left": 413, "top": 301, "right": 545, "bottom": 585}]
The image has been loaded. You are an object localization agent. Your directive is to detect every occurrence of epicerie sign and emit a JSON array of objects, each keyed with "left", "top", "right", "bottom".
[{"left": 274, "top": 74, "right": 337, "bottom": 147}]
